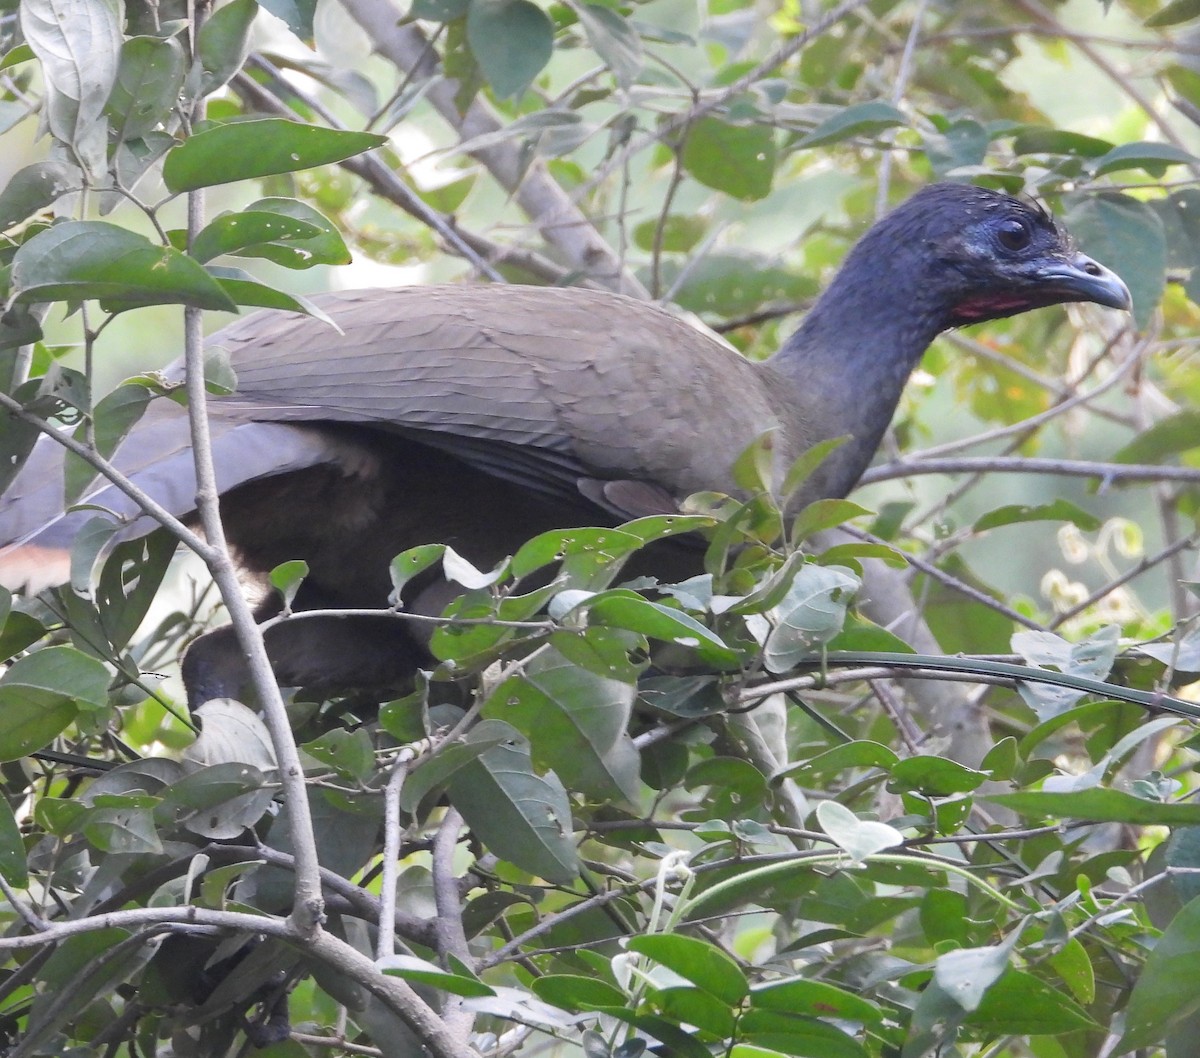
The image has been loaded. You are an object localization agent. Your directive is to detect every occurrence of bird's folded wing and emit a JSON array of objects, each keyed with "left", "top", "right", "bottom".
[{"left": 198, "top": 287, "right": 777, "bottom": 511}]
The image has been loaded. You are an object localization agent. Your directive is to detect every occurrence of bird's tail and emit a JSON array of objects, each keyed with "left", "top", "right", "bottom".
[{"left": 0, "top": 402, "right": 352, "bottom": 592}]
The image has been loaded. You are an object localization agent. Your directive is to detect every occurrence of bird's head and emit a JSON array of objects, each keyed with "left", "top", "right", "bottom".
[{"left": 870, "top": 183, "right": 1132, "bottom": 328}]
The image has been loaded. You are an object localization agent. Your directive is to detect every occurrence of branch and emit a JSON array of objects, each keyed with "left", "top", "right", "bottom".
[
  {"left": 586, "top": 0, "right": 873, "bottom": 193},
  {"left": 741, "top": 652, "right": 1200, "bottom": 720},
  {"left": 337, "top": 0, "right": 648, "bottom": 295},
  {"left": 0, "top": 906, "right": 474, "bottom": 1058},
  {"left": 858, "top": 456, "right": 1200, "bottom": 488},
  {"left": 182, "top": 10, "right": 323, "bottom": 937},
  {"left": 432, "top": 807, "right": 474, "bottom": 1041},
  {"left": 232, "top": 66, "right": 567, "bottom": 285},
  {"left": 0, "top": 391, "right": 212, "bottom": 561}
]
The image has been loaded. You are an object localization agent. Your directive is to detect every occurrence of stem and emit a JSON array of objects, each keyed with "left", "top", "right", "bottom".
[
  {"left": 182, "top": 0, "right": 324, "bottom": 937},
  {"left": 743, "top": 651, "right": 1200, "bottom": 719},
  {"left": 858, "top": 455, "right": 1200, "bottom": 487},
  {"left": 684, "top": 850, "right": 1026, "bottom": 920}
]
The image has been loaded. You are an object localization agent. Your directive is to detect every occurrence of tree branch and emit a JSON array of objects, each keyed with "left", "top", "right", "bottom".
[{"left": 337, "top": 0, "right": 649, "bottom": 295}]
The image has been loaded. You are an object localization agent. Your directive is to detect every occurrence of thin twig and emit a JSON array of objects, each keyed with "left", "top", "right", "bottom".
[
  {"left": 858, "top": 455, "right": 1200, "bottom": 487},
  {"left": 183, "top": 8, "right": 324, "bottom": 938},
  {"left": 376, "top": 756, "right": 412, "bottom": 961},
  {"left": 433, "top": 807, "right": 474, "bottom": 1041}
]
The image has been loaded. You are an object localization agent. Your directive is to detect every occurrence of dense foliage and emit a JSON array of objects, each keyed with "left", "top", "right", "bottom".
[{"left": 2, "top": 0, "right": 1200, "bottom": 1055}]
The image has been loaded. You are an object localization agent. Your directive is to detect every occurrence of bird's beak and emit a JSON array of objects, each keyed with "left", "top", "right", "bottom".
[{"left": 1036, "top": 252, "right": 1132, "bottom": 311}]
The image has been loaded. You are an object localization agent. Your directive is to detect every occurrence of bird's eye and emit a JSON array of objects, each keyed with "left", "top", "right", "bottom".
[{"left": 996, "top": 218, "right": 1032, "bottom": 251}]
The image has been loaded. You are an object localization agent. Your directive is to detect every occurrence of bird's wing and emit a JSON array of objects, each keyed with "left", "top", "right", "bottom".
[
  {"left": 0, "top": 285, "right": 784, "bottom": 583},
  {"left": 199, "top": 287, "right": 782, "bottom": 515}
]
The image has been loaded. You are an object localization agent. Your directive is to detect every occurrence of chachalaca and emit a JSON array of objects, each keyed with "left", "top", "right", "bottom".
[{"left": 0, "top": 183, "right": 1131, "bottom": 703}]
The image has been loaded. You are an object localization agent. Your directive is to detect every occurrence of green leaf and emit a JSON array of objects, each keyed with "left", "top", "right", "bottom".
[
  {"left": 681, "top": 117, "right": 777, "bottom": 202},
  {"left": 230, "top": 198, "right": 351, "bottom": 269},
  {"left": 974, "top": 499, "right": 1101, "bottom": 532},
  {"left": 794, "top": 101, "right": 906, "bottom": 150},
  {"left": 737, "top": 1011, "right": 869, "bottom": 1058},
  {"left": 401, "top": 720, "right": 514, "bottom": 810},
  {"left": 205, "top": 266, "right": 338, "bottom": 324},
  {"left": 763, "top": 564, "right": 859, "bottom": 673},
  {"left": 628, "top": 934, "right": 748, "bottom": 1005},
  {"left": 986, "top": 788, "right": 1200, "bottom": 826},
  {"left": 790, "top": 498, "right": 872, "bottom": 542},
  {"left": 654, "top": 251, "right": 816, "bottom": 316},
  {"left": 889, "top": 755, "right": 990, "bottom": 796},
  {"left": 964, "top": 969, "right": 1096, "bottom": 1034},
  {"left": 483, "top": 648, "right": 641, "bottom": 803},
  {"left": 156, "top": 762, "right": 274, "bottom": 839},
  {"left": 411, "top": 0, "right": 471, "bottom": 17},
  {"left": 466, "top": 0, "right": 554, "bottom": 99},
  {"left": 1116, "top": 409, "right": 1200, "bottom": 464},
  {"left": 92, "top": 383, "right": 154, "bottom": 462},
  {"left": 270, "top": 559, "right": 309, "bottom": 610},
  {"left": 722, "top": 551, "right": 808, "bottom": 615},
  {"left": 775, "top": 740, "right": 899, "bottom": 783},
  {"left": 550, "top": 626, "right": 647, "bottom": 682},
  {"left": 0, "top": 610, "right": 48, "bottom": 667},
  {"left": 1011, "top": 626, "right": 1118, "bottom": 719},
  {"left": 190, "top": 210, "right": 324, "bottom": 264},
  {"left": 0, "top": 44, "right": 34, "bottom": 72},
  {"left": 20, "top": 0, "right": 121, "bottom": 176},
  {"left": 0, "top": 160, "right": 76, "bottom": 230},
  {"left": 1148, "top": 0, "right": 1200, "bottom": 26},
  {"left": 582, "top": 590, "right": 737, "bottom": 665},
  {"left": 614, "top": 1014, "right": 715, "bottom": 1058},
  {"left": 82, "top": 804, "right": 162, "bottom": 854},
  {"left": 10, "top": 221, "right": 237, "bottom": 312},
  {"left": 37, "top": 798, "right": 87, "bottom": 836},
  {"left": 0, "top": 646, "right": 109, "bottom": 760},
  {"left": 1093, "top": 141, "right": 1199, "bottom": 177},
  {"left": 197, "top": 0, "right": 256, "bottom": 93},
  {"left": 826, "top": 614, "right": 914, "bottom": 652},
  {"left": 749, "top": 976, "right": 882, "bottom": 1023},
  {"left": 184, "top": 699, "right": 277, "bottom": 771},
  {"left": 305, "top": 729, "right": 375, "bottom": 783},
  {"left": 781, "top": 437, "right": 849, "bottom": 500},
  {"left": 1152, "top": 189, "right": 1200, "bottom": 305},
  {"left": 65, "top": 382, "right": 154, "bottom": 503},
  {"left": 575, "top": 3, "right": 643, "bottom": 87},
  {"left": 105, "top": 35, "right": 186, "bottom": 145},
  {"left": 68, "top": 517, "right": 118, "bottom": 596},
  {"left": 1011, "top": 127, "right": 1113, "bottom": 158},
  {"left": 162, "top": 119, "right": 386, "bottom": 192},
  {"left": 447, "top": 723, "right": 578, "bottom": 882},
  {"left": 632, "top": 214, "right": 708, "bottom": 254},
  {"left": 980, "top": 736, "right": 1018, "bottom": 782},
  {"left": 1065, "top": 193, "right": 1166, "bottom": 329},
  {"left": 935, "top": 942, "right": 1012, "bottom": 1012},
  {"left": 1048, "top": 937, "right": 1095, "bottom": 1006},
  {"left": 815, "top": 801, "right": 903, "bottom": 864},
  {"left": 389, "top": 544, "right": 447, "bottom": 602},
  {"left": 0, "top": 798, "right": 28, "bottom": 887},
  {"left": 921, "top": 889, "right": 970, "bottom": 947},
  {"left": 378, "top": 954, "right": 495, "bottom": 998},
  {"left": 532, "top": 974, "right": 628, "bottom": 1011},
  {"left": 257, "top": 0, "right": 318, "bottom": 38},
  {"left": 650, "top": 984, "right": 736, "bottom": 1037},
  {"left": 510, "top": 525, "right": 635, "bottom": 586},
  {"left": 923, "top": 118, "right": 989, "bottom": 177}
]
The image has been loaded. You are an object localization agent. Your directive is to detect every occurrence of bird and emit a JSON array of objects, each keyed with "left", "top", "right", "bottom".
[{"left": 0, "top": 183, "right": 1131, "bottom": 705}]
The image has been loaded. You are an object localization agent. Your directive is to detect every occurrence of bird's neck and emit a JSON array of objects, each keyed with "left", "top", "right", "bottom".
[{"left": 764, "top": 263, "right": 949, "bottom": 504}]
